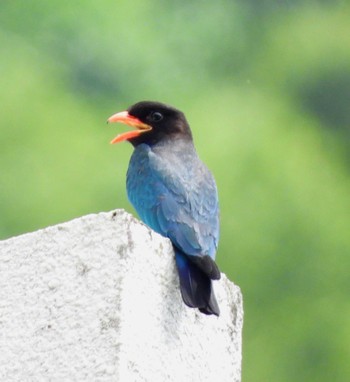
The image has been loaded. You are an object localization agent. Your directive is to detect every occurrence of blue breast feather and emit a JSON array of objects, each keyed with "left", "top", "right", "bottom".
[{"left": 126, "top": 142, "right": 219, "bottom": 260}]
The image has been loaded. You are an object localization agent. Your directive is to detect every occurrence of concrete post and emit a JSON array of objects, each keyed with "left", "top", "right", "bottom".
[{"left": 0, "top": 210, "right": 243, "bottom": 381}]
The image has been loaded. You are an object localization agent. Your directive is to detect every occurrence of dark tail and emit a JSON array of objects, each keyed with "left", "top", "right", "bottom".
[{"left": 175, "top": 249, "right": 220, "bottom": 316}]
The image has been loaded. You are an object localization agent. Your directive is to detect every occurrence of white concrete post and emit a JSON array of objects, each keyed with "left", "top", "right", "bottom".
[{"left": 0, "top": 210, "right": 243, "bottom": 381}]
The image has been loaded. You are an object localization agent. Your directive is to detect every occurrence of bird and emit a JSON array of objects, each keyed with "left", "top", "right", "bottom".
[{"left": 107, "top": 101, "right": 221, "bottom": 316}]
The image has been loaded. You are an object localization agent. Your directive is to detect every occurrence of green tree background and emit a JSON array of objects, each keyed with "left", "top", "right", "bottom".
[{"left": 1, "top": 1, "right": 349, "bottom": 380}]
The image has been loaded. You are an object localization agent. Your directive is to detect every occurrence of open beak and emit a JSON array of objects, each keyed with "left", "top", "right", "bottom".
[{"left": 107, "top": 111, "right": 152, "bottom": 144}]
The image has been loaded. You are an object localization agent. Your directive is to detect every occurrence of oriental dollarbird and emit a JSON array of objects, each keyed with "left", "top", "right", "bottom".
[{"left": 108, "top": 101, "right": 221, "bottom": 316}]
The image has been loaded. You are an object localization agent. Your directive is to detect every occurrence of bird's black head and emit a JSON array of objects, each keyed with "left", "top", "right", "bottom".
[{"left": 108, "top": 101, "right": 192, "bottom": 147}]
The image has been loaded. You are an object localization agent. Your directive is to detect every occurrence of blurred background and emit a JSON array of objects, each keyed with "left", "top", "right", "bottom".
[{"left": 1, "top": 0, "right": 350, "bottom": 380}]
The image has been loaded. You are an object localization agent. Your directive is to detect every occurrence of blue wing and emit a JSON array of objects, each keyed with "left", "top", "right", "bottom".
[
  {"left": 126, "top": 143, "right": 220, "bottom": 315},
  {"left": 126, "top": 144, "right": 219, "bottom": 261}
]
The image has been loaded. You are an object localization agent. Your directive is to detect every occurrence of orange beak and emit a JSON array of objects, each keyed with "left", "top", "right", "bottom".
[{"left": 107, "top": 111, "right": 152, "bottom": 144}]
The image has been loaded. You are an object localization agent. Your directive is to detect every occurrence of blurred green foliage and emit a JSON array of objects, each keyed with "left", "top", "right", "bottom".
[{"left": 1, "top": 1, "right": 350, "bottom": 380}]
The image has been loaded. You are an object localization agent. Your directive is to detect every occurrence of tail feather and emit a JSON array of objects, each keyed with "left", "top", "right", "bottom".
[
  {"left": 189, "top": 254, "right": 221, "bottom": 280},
  {"left": 175, "top": 249, "right": 220, "bottom": 316}
]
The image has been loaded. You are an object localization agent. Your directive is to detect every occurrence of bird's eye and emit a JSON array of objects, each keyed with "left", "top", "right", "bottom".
[{"left": 150, "top": 111, "right": 163, "bottom": 122}]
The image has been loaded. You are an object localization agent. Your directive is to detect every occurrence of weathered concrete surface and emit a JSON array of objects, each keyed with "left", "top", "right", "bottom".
[{"left": 0, "top": 210, "right": 243, "bottom": 381}]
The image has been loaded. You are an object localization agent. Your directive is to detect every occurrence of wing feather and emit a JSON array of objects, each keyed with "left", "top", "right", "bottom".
[{"left": 127, "top": 144, "right": 219, "bottom": 260}]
